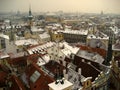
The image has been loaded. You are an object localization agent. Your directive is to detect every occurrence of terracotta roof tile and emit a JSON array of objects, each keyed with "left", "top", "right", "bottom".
[
  {"left": 0, "top": 71, "right": 8, "bottom": 87},
  {"left": 10, "top": 75, "right": 26, "bottom": 90},
  {"left": 44, "top": 60, "right": 66, "bottom": 76},
  {"left": 8, "top": 56, "right": 27, "bottom": 66},
  {"left": 25, "top": 63, "right": 54, "bottom": 90}
]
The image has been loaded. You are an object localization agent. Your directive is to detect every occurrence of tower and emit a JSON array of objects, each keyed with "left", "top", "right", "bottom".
[
  {"left": 9, "top": 21, "right": 14, "bottom": 42},
  {"left": 105, "top": 30, "right": 113, "bottom": 65},
  {"left": 28, "top": 4, "right": 33, "bottom": 34}
]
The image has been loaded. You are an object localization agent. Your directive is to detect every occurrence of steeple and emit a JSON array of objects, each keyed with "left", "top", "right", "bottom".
[
  {"left": 29, "top": 4, "right": 33, "bottom": 19},
  {"left": 28, "top": 4, "right": 33, "bottom": 34}
]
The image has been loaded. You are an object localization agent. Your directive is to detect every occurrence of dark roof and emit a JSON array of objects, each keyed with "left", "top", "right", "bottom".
[
  {"left": 27, "top": 54, "right": 47, "bottom": 64},
  {"left": 0, "top": 71, "right": 7, "bottom": 87},
  {"left": 44, "top": 60, "right": 66, "bottom": 76},
  {"left": 27, "top": 54, "right": 40, "bottom": 63},
  {"left": 9, "top": 75, "right": 26, "bottom": 90},
  {"left": 74, "top": 55, "right": 101, "bottom": 81},
  {"left": 25, "top": 63, "right": 54, "bottom": 90},
  {"left": 8, "top": 56, "right": 27, "bottom": 66}
]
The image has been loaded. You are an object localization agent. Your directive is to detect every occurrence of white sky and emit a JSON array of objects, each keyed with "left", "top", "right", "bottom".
[{"left": 0, "top": 0, "right": 120, "bottom": 14}]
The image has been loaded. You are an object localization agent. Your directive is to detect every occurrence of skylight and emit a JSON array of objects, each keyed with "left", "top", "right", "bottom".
[{"left": 30, "top": 71, "right": 41, "bottom": 83}]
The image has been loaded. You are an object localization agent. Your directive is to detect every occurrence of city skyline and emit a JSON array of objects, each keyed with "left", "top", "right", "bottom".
[{"left": 0, "top": 0, "right": 120, "bottom": 14}]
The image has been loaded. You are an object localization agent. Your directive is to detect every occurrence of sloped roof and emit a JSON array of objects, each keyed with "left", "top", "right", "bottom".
[
  {"left": 8, "top": 55, "right": 27, "bottom": 66},
  {"left": 0, "top": 34, "right": 9, "bottom": 39},
  {"left": 44, "top": 60, "right": 66, "bottom": 76},
  {"left": 0, "top": 71, "right": 8, "bottom": 87},
  {"left": 76, "top": 44, "right": 106, "bottom": 58},
  {"left": 25, "top": 63, "right": 54, "bottom": 90},
  {"left": 74, "top": 55, "right": 101, "bottom": 81},
  {"left": 9, "top": 75, "right": 26, "bottom": 90}
]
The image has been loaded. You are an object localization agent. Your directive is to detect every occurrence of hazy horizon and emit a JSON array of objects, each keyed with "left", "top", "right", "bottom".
[{"left": 0, "top": 0, "right": 120, "bottom": 14}]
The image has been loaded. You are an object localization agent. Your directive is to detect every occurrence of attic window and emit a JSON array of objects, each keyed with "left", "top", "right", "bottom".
[{"left": 30, "top": 71, "right": 41, "bottom": 83}]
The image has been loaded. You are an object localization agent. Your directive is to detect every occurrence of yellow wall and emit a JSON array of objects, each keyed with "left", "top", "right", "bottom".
[{"left": 52, "top": 33, "right": 63, "bottom": 41}]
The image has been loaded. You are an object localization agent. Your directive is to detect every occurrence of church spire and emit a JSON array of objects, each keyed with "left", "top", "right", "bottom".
[
  {"left": 29, "top": 4, "right": 32, "bottom": 17},
  {"left": 28, "top": 4, "right": 33, "bottom": 34}
]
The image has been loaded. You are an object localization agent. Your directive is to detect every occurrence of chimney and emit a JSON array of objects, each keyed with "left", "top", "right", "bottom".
[
  {"left": 63, "top": 61, "right": 66, "bottom": 67},
  {"left": 116, "top": 61, "right": 119, "bottom": 67},
  {"left": 55, "top": 66, "right": 64, "bottom": 85},
  {"left": 78, "top": 68, "right": 81, "bottom": 75}
]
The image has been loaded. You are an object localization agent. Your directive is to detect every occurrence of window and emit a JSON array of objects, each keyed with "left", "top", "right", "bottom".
[
  {"left": 30, "top": 71, "right": 41, "bottom": 83},
  {"left": 1, "top": 39, "right": 6, "bottom": 48}
]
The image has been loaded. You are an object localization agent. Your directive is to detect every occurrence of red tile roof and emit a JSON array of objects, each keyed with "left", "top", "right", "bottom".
[
  {"left": 9, "top": 75, "right": 26, "bottom": 90},
  {"left": 27, "top": 54, "right": 41, "bottom": 63},
  {"left": 25, "top": 63, "right": 54, "bottom": 90},
  {"left": 44, "top": 60, "right": 66, "bottom": 76},
  {"left": 0, "top": 71, "right": 7, "bottom": 87},
  {"left": 8, "top": 56, "right": 27, "bottom": 66}
]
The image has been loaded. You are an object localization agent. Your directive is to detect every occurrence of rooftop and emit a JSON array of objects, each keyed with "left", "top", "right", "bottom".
[
  {"left": 27, "top": 42, "right": 55, "bottom": 55},
  {"left": 63, "top": 30, "right": 88, "bottom": 35},
  {"left": 87, "top": 34, "right": 109, "bottom": 40},
  {"left": 15, "top": 39, "right": 38, "bottom": 46},
  {"left": 0, "top": 33, "right": 9, "bottom": 39},
  {"left": 25, "top": 63, "right": 54, "bottom": 90},
  {"left": 39, "top": 32, "right": 50, "bottom": 39},
  {"left": 0, "top": 51, "right": 9, "bottom": 59},
  {"left": 31, "top": 26, "right": 44, "bottom": 32},
  {"left": 61, "top": 42, "right": 80, "bottom": 55},
  {"left": 48, "top": 79, "right": 73, "bottom": 90},
  {"left": 76, "top": 44, "right": 107, "bottom": 58}
]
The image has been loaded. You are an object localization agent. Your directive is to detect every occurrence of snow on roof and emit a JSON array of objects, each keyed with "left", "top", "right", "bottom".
[
  {"left": 93, "top": 54, "right": 104, "bottom": 64},
  {"left": 42, "top": 54, "right": 50, "bottom": 63},
  {"left": 61, "top": 48, "right": 72, "bottom": 57},
  {"left": 83, "top": 77, "right": 92, "bottom": 82},
  {"left": 31, "top": 26, "right": 44, "bottom": 32},
  {"left": 9, "top": 52, "right": 25, "bottom": 58},
  {"left": 112, "top": 44, "right": 120, "bottom": 51},
  {"left": 110, "top": 26, "right": 119, "bottom": 34},
  {"left": 60, "top": 42, "right": 79, "bottom": 57},
  {"left": 4, "top": 19, "right": 10, "bottom": 23},
  {"left": 39, "top": 33, "right": 50, "bottom": 39},
  {"left": 15, "top": 39, "right": 38, "bottom": 46},
  {"left": 63, "top": 30, "right": 88, "bottom": 35},
  {"left": 62, "top": 42, "right": 79, "bottom": 54},
  {"left": 77, "top": 50, "right": 104, "bottom": 64},
  {"left": 48, "top": 79, "right": 73, "bottom": 90},
  {"left": 87, "top": 34, "right": 109, "bottom": 40},
  {"left": 0, "top": 34, "right": 9, "bottom": 40},
  {"left": 0, "top": 52, "right": 9, "bottom": 59},
  {"left": 28, "top": 42, "right": 55, "bottom": 55},
  {"left": 37, "top": 57, "right": 46, "bottom": 66}
]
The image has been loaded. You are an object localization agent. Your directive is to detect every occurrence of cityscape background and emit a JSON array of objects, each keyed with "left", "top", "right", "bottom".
[{"left": 0, "top": 0, "right": 120, "bottom": 14}]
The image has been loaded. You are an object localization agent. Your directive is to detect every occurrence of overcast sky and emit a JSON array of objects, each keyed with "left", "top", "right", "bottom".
[{"left": 0, "top": 0, "right": 120, "bottom": 14}]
